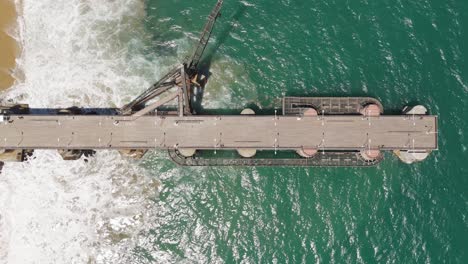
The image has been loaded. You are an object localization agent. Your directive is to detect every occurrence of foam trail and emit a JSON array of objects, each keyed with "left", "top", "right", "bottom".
[{"left": 0, "top": 0, "right": 162, "bottom": 263}]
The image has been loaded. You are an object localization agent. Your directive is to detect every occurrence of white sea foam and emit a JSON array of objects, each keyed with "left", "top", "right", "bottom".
[
  {"left": 0, "top": 0, "right": 164, "bottom": 263},
  {"left": 0, "top": 0, "right": 248, "bottom": 262},
  {"left": 4, "top": 0, "right": 160, "bottom": 108},
  {"left": 1, "top": 151, "right": 160, "bottom": 264}
]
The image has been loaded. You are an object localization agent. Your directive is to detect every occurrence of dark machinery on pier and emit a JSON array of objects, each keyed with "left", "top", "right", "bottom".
[{"left": 120, "top": 0, "right": 224, "bottom": 116}]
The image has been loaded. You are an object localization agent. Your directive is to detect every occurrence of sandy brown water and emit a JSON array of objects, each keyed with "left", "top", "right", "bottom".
[{"left": 0, "top": 0, "right": 18, "bottom": 90}]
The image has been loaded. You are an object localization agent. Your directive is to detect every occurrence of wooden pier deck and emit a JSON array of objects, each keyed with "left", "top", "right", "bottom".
[{"left": 0, "top": 114, "right": 438, "bottom": 151}]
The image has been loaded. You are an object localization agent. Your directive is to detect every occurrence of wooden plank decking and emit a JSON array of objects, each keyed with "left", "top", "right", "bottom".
[{"left": 0, "top": 114, "right": 438, "bottom": 151}]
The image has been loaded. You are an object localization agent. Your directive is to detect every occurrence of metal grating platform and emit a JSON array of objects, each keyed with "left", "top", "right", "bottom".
[
  {"left": 282, "top": 97, "right": 384, "bottom": 115},
  {"left": 168, "top": 150, "right": 383, "bottom": 167}
]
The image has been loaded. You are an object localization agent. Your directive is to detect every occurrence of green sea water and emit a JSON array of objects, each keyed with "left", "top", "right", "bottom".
[
  {"left": 129, "top": 0, "right": 468, "bottom": 263},
  {"left": 3, "top": 0, "right": 467, "bottom": 262}
]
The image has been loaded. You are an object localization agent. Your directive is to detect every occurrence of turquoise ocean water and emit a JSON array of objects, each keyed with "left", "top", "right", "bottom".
[
  {"left": 138, "top": 0, "right": 467, "bottom": 263},
  {"left": 0, "top": 0, "right": 466, "bottom": 263}
]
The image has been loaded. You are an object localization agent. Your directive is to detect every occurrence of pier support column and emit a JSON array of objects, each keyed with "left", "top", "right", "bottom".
[
  {"left": 402, "top": 105, "right": 427, "bottom": 115},
  {"left": 295, "top": 108, "right": 319, "bottom": 158},
  {"left": 58, "top": 149, "right": 94, "bottom": 160},
  {"left": 58, "top": 149, "right": 83, "bottom": 160},
  {"left": 0, "top": 149, "right": 33, "bottom": 162},
  {"left": 237, "top": 148, "right": 257, "bottom": 158},
  {"left": 394, "top": 150, "right": 430, "bottom": 164},
  {"left": 240, "top": 108, "right": 255, "bottom": 115},
  {"left": 179, "top": 148, "right": 196, "bottom": 157},
  {"left": 118, "top": 149, "right": 148, "bottom": 159},
  {"left": 360, "top": 104, "right": 381, "bottom": 117},
  {"left": 395, "top": 105, "right": 430, "bottom": 164},
  {"left": 297, "top": 148, "right": 318, "bottom": 158},
  {"left": 303, "top": 108, "right": 318, "bottom": 116},
  {"left": 359, "top": 149, "right": 381, "bottom": 161},
  {"left": 237, "top": 108, "right": 257, "bottom": 158}
]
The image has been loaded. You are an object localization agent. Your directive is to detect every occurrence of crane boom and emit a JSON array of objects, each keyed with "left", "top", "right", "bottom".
[
  {"left": 187, "top": 0, "right": 224, "bottom": 75},
  {"left": 120, "top": 0, "right": 224, "bottom": 115}
]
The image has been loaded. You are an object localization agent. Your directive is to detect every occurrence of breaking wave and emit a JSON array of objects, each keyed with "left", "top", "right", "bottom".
[{"left": 0, "top": 0, "right": 163, "bottom": 263}]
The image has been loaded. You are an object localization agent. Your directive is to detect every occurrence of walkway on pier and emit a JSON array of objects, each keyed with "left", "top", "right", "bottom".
[{"left": 0, "top": 114, "right": 438, "bottom": 151}]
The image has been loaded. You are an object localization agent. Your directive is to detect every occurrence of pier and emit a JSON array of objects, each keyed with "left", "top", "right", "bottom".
[
  {"left": 0, "top": 0, "right": 438, "bottom": 168},
  {"left": 0, "top": 112, "right": 437, "bottom": 151}
]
